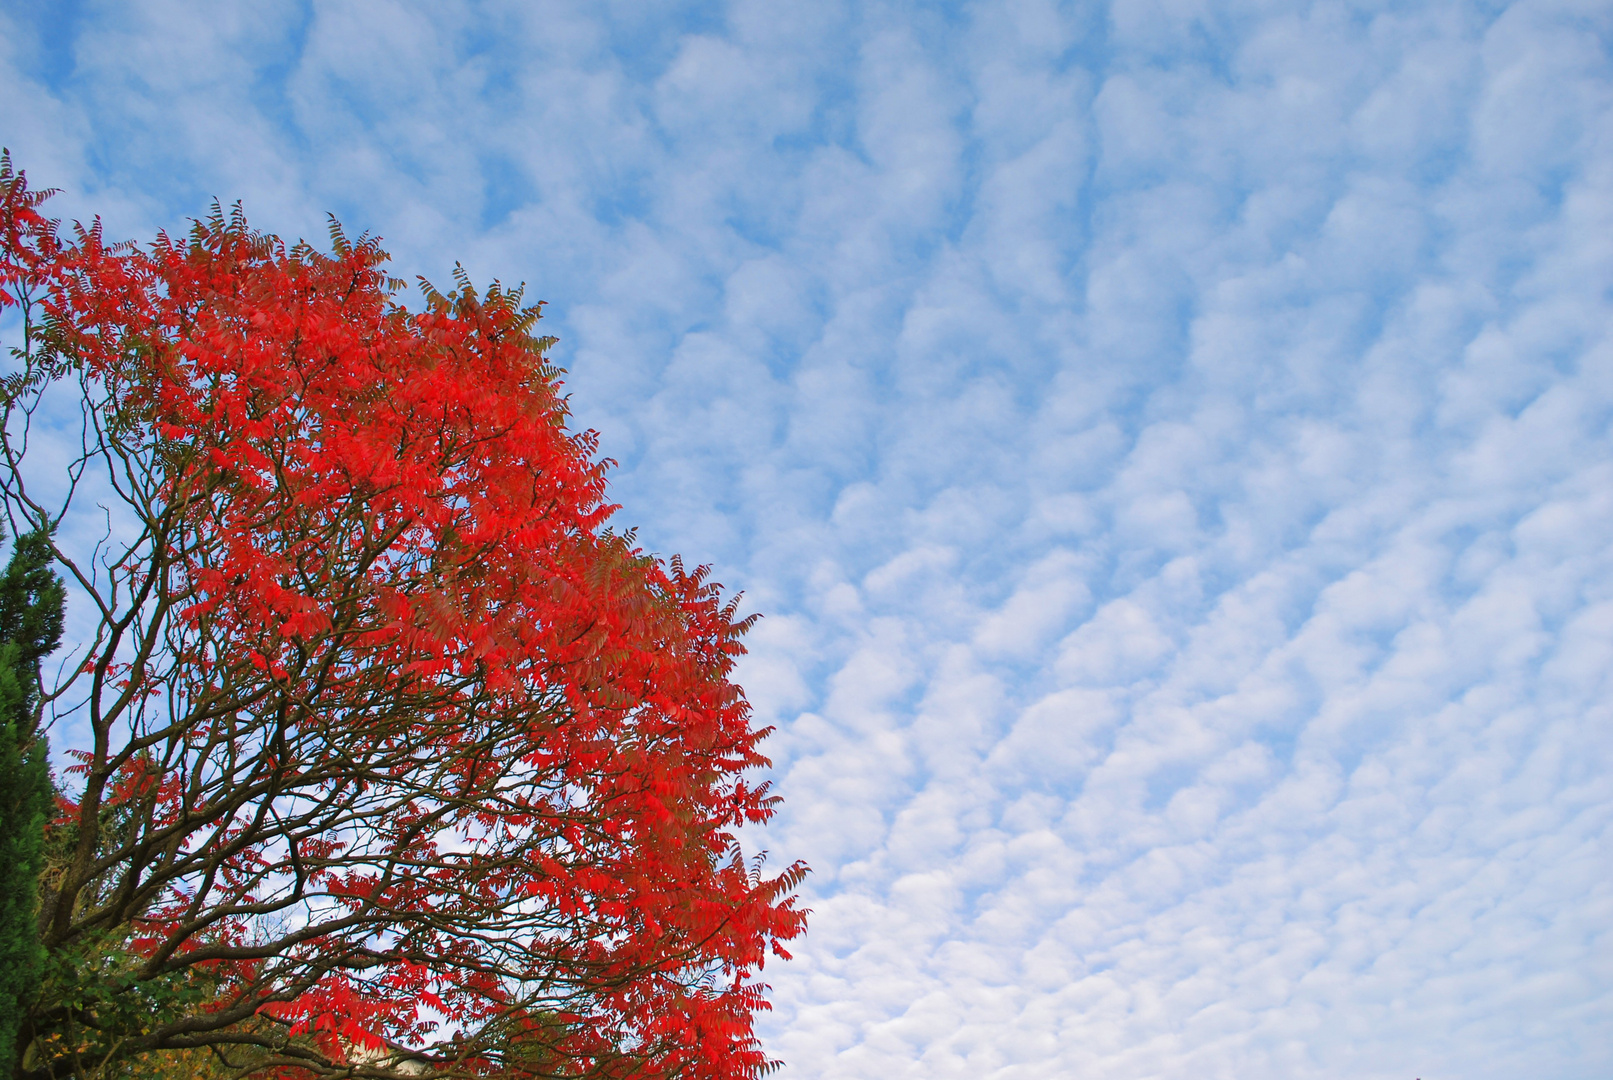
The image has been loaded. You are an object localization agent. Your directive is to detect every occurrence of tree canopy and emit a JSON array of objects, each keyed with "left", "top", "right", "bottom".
[{"left": 0, "top": 152, "right": 806, "bottom": 1080}]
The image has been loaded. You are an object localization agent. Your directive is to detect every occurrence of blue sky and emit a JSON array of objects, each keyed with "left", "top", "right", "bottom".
[{"left": 3, "top": 1, "right": 1610, "bottom": 1077}]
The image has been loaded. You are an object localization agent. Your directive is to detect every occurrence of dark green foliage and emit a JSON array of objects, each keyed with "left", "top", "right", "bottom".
[
  {"left": 0, "top": 528, "right": 65, "bottom": 1076},
  {"left": 0, "top": 732, "right": 50, "bottom": 1075},
  {"left": 0, "top": 530, "right": 66, "bottom": 679}
]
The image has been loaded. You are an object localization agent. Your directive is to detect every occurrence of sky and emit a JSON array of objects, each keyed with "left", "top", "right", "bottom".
[{"left": 2, "top": 1, "right": 1610, "bottom": 1077}]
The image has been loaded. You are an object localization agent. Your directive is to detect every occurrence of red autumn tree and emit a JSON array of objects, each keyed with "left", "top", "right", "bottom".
[{"left": 0, "top": 153, "right": 806, "bottom": 1080}]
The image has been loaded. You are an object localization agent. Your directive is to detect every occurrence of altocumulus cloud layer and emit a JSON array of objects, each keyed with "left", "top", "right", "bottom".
[{"left": 2, "top": 1, "right": 1610, "bottom": 1076}]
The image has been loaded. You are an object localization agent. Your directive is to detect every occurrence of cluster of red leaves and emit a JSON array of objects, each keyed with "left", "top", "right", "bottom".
[{"left": 1, "top": 158, "right": 806, "bottom": 1080}]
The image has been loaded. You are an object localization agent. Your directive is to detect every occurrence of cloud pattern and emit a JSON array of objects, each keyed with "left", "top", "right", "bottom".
[{"left": 2, "top": 1, "right": 1610, "bottom": 1076}]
